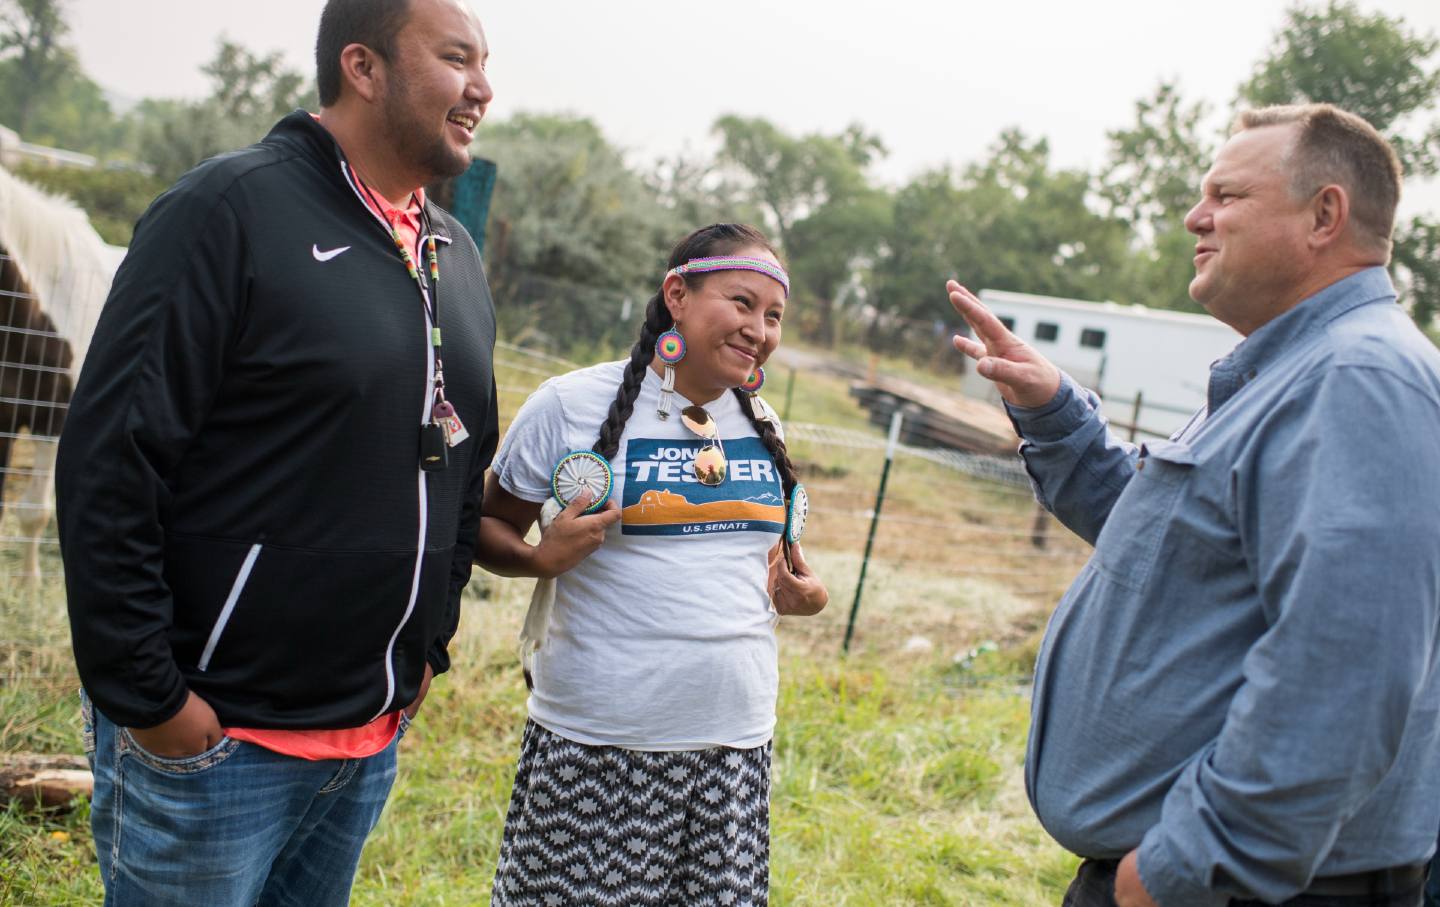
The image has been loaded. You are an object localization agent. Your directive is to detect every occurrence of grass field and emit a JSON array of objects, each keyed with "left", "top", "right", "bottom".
[{"left": 0, "top": 342, "right": 1087, "bottom": 905}]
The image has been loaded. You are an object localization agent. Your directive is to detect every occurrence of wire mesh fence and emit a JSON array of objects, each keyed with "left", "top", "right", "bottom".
[
  {"left": 0, "top": 249, "right": 113, "bottom": 588},
  {"left": 2, "top": 308, "right": 1093, "bottom": 696}
]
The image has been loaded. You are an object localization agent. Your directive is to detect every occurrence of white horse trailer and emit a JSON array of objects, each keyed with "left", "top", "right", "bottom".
[{"left": 962, "top": 289, "right": 1242, "bottom": 439}]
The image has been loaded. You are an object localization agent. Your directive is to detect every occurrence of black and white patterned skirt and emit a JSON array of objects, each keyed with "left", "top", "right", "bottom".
[{"left": 491, "top": 719, "right": 772, "bottom": 906}]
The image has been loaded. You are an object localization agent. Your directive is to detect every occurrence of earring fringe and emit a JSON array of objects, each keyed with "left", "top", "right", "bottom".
[{"left": 658, "top": 363, "right": 677, "bottom": 419}]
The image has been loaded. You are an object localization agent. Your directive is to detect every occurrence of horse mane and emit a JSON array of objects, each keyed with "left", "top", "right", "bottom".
[{"left": 0, "top": 165, "right": 122, "bottom": 377}]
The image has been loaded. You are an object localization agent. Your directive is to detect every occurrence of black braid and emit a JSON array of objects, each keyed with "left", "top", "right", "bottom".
[
  {"left": 732, "top": 387, "right": 799, "bottom": 499},
  {"left": 593, "top": 293, "right": 670, "bottom": 460}
]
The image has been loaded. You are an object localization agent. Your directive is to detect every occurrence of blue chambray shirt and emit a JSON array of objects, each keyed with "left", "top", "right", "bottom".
[{"left": 1011, "top": 268, "right": 1440, "bottom": 906}]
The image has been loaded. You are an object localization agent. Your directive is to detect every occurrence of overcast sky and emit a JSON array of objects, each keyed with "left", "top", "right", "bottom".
[{"left": 67, "top": 0, "right": 1440, "bottom": 217}]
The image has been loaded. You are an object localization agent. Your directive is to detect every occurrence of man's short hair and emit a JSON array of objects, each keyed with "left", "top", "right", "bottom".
[
  {"left": 316, "top": 0, "right": 412, "bottom": 107},
  {"left": 1234, "top": 104, "right": 1403, "bottom": 255}
]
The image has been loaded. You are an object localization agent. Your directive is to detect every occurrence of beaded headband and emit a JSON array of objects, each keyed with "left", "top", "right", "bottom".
[{"left": 668, "top": 256, "right": 790, "bottom": 297}]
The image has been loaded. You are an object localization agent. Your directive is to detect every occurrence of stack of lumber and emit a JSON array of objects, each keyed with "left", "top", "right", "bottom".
[{"left": 849, "top": 374, "right": 1018, "bottom": 456}]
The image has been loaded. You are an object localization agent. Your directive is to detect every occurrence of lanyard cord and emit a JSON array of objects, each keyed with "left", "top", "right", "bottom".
[{"left": 354, "top": 176, "right": 449, "bottom": 418}]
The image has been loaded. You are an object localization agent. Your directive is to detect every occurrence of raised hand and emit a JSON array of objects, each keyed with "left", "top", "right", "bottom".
[{"left": 947, "top": 280, "right": 1062, "bottom": 408}]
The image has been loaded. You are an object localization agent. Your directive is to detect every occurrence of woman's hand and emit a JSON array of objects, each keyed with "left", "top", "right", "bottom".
[
  {"left": 532, "top": 491, "right": 622, "bottom": 579},
  {"left": 477, "top": 476, "right": 620, "bottom": 579},
  {"left": 768, "top": 541, "right": 828, "bottom": 616}
]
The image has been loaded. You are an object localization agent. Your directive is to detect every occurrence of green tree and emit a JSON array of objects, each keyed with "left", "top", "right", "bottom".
[
  {"left": 871, "top": 130, "right": 1141, "bottom": 350},
  {"left": 712, "top": 116, "right": 890, "bottom": 346},
  {"left": 1238, "top": 1, "right": 1440, "bottom": 329},
  {"left": 866, "top": 167, "right": 970, "bottom": 353},
  {"left": 13, "top": 162, "right": 165, "bottom": 245},
  {"left": 785, "top": 184, "right": 893, "bottom": 347},
  {"left": 0, "top": 0, "right": 122, "bottom": 154},
  {"left": 1240, "top": 1, "right": 1440, "bottom": 173},
  {"left": 1392, "top": 216, "right": 1439, "bottom": 329},
  {"left": 131, "top": 39, "right": 315, "bottom": 183},
  {"left": 712, "top": 116, "right": 885, "bottom": 249},
  {"left": 957, "top": 129, "right": 1136, "bottom": 305},
  {"left": 647, "top": 153, "right": 764, "bottom": 236},
  {"left": 475, "top": 113, "right": 680, "bottom": 354},
  {"left": 1099, "top": 81, "right": 1216, "bottom": 313},
  {"left": 0, "top": 0, "right": 69, "bottom": 135},
  {"left": 1101, "top": 81, "right": 1213, "bottom": 238}
]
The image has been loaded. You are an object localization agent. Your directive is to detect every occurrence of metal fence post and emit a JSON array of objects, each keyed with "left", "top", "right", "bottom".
[
  {"left": 843, "top": 410, "right": 903, "bottom": 655},
  {"left": 1128, "top": 390, "right": 1144, "bottom": 443}
]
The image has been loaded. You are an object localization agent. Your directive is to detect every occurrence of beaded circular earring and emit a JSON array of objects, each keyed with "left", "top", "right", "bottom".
[
  {"left": 655, "top": 329, "right": 686, "bottom": 364},
  {"left": 740, "top": 367, "right": 765, "bottom": 394}
]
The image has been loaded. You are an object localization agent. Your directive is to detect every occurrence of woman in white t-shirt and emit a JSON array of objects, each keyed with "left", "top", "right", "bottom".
[{"left": 479, "top": 223, "right": 828, "bottom": 906}]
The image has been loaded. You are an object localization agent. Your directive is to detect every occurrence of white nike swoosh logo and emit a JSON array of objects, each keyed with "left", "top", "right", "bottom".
[{"left": 312, "top": 244, "right": 351, "bottom": 262}]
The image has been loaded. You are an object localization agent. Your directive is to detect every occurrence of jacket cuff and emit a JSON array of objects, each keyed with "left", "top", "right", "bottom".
[
  {"left": 426, "top": 644, "right": 451, "bottom": 677},
  {"left": 90, "top": 669, "right": 191, "bottom": 730},
  {"left": 1004, "top": 373, "right": 1095, "bottom": 443},
  {"left": 1137, "top": 831, "right": 1229, "bottom": 907}
]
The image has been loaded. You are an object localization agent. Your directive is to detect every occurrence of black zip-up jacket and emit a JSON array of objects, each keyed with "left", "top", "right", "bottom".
[{"left": 56, "top": 111, "right": 498, "bottom": 730}]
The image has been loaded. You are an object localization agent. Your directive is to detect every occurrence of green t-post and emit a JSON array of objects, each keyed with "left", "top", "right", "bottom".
[{"left": 843, "top": 409, "right": 903, "bottom": 654}]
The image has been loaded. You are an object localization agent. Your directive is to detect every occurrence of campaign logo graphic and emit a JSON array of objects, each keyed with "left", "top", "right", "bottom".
[{"left": 621, "top": 437, "right": 784, "bottom": 536}]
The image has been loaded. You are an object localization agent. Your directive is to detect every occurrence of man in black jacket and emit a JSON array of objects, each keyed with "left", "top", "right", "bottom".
[{"left": 55, "top": 1, "right": 497, "bottom": 903}]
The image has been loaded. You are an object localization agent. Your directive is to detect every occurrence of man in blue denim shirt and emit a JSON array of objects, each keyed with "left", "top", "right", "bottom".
[{"left": 949, "top": 104, "right": 1440, "bottom": 906}]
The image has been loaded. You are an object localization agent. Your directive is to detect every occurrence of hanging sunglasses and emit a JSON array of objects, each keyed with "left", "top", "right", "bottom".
[{"left": 680, "top": 405, "right": 727, "bottom": 486}]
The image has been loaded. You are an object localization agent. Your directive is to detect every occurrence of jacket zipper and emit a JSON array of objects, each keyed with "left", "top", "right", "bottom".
[
  {"left": 197, "top": 543, "right": 263, "bottom": 671},
  {"left": 340, "top": 160, "right": 435, "bottom": 720}
]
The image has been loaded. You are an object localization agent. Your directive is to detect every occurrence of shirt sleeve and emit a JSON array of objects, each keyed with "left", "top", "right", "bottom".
[
  {"left": 1005, "top": 372, "right": 1139, "bottom": 544},
  {"left": 1137, "top": 365, "right": 1440, "bottom": 905},
  {"left": 491, "top": 380, "right": 573, "bottom": 504},
  {"left": 54, "top": 184, "right": 250, "bottom": 729}
]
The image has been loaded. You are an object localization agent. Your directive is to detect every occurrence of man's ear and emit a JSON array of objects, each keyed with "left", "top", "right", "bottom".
[
  {"left": 1309, "top": 184, "right": 1350, "bottom": 251},
  {"left": 337, "top": 43, "right": 386, "bottom": 104},
  {"left": 662, "top": 272, "right": 689, "bottom": 322}
]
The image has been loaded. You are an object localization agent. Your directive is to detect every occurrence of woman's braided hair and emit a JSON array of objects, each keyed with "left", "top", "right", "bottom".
[{"left": 591, "top": 224, "right": 800, "bottom": 501}]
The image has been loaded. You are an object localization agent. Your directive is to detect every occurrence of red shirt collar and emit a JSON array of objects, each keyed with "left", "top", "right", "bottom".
[
  {"left": 310, "top": 112, "right": 425, "bottom": 231},
  {"left": 352, "top": 169, "right": 425, "bottom": 234}
]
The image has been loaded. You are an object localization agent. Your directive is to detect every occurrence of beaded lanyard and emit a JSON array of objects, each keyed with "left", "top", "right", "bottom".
[{"left": 356, "top": 177, "right": 453, "bottom": 470}]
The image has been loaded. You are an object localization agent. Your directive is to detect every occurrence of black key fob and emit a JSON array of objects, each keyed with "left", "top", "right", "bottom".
[{"left": 419, "top": 422, "right": 449, "bottom": 472}]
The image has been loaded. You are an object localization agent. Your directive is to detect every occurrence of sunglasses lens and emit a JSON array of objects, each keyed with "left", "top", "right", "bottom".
[
  {"left": 680, "top": 405, "right": 716, "bottom": 439},
  {"left": 693, "top": 445, "right": 727, "bottom": 485}
]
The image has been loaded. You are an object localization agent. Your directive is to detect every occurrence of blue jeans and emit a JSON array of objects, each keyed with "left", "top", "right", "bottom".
[
  {"left": 1425, "top": 827, "right": 1440, "bottom": 907},
  {"left": 83, "top": 691, "right": 405, "bottom": 907}
]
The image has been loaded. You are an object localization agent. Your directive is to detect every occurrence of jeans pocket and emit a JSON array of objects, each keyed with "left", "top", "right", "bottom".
[
  {"left": 79, "top": 689, "right": 96, "bottom": 760},
  {"left": 120, "top": 729, "right": 241, "bottom": 776}
]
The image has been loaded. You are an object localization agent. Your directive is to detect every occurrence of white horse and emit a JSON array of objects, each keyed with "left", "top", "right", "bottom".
[{"left": 0, "top": 165, "right": 122, "bottom": 582}]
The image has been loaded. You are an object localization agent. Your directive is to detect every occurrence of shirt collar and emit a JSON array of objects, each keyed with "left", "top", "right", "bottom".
[
  {"left": 349, "top": 167, "right": 425, "bottom": 231},
  {"left": 1207, "top": 266, "right": 1397, "bottom": 414}
]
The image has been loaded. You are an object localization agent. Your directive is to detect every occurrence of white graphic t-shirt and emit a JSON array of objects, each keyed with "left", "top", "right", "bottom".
[{"left": 493, "top": 360, "right": 782, "bottom": 749}]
